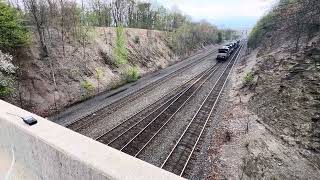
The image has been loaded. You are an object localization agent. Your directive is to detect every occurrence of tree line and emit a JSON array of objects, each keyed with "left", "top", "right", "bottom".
[
  {"left": 0, "top": 0, "right": 239, "bottom": 101},
  {"left": 2, "top": 0, "right": 238, "bottom": 56},
  {"left": 248, "top": 0, "right": 320, "bottom": 50}
]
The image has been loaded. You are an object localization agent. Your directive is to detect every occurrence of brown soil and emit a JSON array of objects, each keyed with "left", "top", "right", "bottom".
[
  {"left": 207, "top": 37, "right": 320, "bottom": 179},
  {"left": 5, "top": 28, "right": 191, "bottom": 117}
]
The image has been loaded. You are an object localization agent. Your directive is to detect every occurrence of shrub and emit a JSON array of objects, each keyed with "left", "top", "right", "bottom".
[
  {"left": 125, "top": 67, "right": 140, "bottom": 83},
  {"left": 0, "top": 50, "right": 16, "bottom": 98},
  {"left": 95, "top": 67, "right": 104, "bottom": 92},
  {"left": 81, "top": 80, "right": 95, "bottom": 94},
  {"left": 133, "top": 36, "right": 140, "bottom": 44},
  {"left": 0, "top": 75, "right": 14, "bottom": 97},
  {"left": 0, "top": 1, "right": 30, "bottom": 49},
  {"left": 114, "top": 25, "right": 128, "bottom": 65},
  {"left": 243, "top": 72, "right": 254, "bottom": 85}
]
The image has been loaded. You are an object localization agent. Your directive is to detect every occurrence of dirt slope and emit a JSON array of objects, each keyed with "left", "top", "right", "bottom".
[
  {"left": 207, "top": 2, "right": 320, "bottom": 178},
  {"left": 7, "top": 28, "right": 182, "bottom": 116},
  {"left": 207, "top": 38, "right": 320, "bottom": 179}
]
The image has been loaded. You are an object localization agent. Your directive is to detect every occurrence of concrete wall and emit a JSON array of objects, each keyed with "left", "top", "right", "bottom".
[{"left": 0, "top": 100, "right": 184, "bottom": 180}]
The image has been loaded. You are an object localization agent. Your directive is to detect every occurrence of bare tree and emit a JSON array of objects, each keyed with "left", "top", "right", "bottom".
[
  {"left": 23, "top": 0, "right": 49, "bottom": 57},
  {"left": 58, "top": 0, "right": 66, "bottom": 56}
]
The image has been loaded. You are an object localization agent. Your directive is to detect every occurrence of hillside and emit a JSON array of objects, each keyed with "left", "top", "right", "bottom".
[
  {"left": 3, "top": 27, "right": 183, "bottom": 116},
  {"left": 1, "top": 0, "right": 235, "bottom": 117},
  {"left": 247, "top": 0, "right": 320, "bottom": 154},
  {"left": 207, "top": 0, "right": 320, "bottom": 179}
]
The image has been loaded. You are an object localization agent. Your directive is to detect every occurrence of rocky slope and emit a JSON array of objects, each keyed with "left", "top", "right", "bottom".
[
  {"left": 5, "top": 28, "right": 189, "bottom": 116},
  {"left": 207, "top": 1, "right": 320, "bottom": 179},
  {"left": 207, "top": 37, "right": 320, "bottom": 179},
  {"left": 248, "top": 37, "right": 320, "bottom": 155}
]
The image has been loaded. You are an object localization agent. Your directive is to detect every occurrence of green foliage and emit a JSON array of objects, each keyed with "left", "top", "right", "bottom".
[
  {"left": 248, "top": 11, "right": 277, "bottom": 48},
  {"left": 133, "top": 36, "right": 140, "bottom": 44},
  {"left": 114, "top": 25, "right": 128, "bottom": 65},
  {"left": 243, "top": 72, "right": 254, "bottom": 85},
  {"left": 172, "top": 21, "right": 219, "bottom": 55},
  {"left": 77, "top": 9, "right": 98, "bottom": 45},
  {"left": 81, "top": 80, "right": 95, "bottom": 92},
  {"left": 125, "top": 67, "right": 140, "bottom": 83},
  {"left": 0, "top": 50, "right": 16, "bottom": 98},
  {"left": 0, "top": 1, "right": 29, "bottom": 49},
  {"left": 94, "top": 67, "right": 104, "bottom": 80},
  {"left": 0, "top": 75, "right": 14, "bottom": 97}
]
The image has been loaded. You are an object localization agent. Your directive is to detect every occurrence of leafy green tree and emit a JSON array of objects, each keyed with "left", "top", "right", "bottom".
[
  {"left": 114, "top": 25, "right": 128, "bottom": 65},
  {"left": 0, "top": 1, "right": 29, "bottom": 49}
]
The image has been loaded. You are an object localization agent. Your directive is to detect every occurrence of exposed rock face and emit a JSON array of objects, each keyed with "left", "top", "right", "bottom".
[
  {"left": 207, "top": 41, "right": 320, "bottom": 179},
  {"left": 249, "top": 37, "right": 320, "bottom": 155}
]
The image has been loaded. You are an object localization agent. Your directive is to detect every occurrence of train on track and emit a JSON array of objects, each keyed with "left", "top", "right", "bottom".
[{"left": 216, "top": 40, "right": 240, "bottom": 61}]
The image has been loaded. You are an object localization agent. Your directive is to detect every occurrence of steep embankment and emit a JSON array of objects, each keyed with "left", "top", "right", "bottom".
[
  {"left": 246, "top": 0, "right": 320, "bottom": 161},
  {"left": 9, "top": 28, "right": 181, "bottom": 116},
  {"left": 207, "top": 1, "right": 320, "bottom": 179}
]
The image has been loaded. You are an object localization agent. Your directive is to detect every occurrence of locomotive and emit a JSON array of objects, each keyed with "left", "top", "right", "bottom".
[{"left": 216, "top": 40, "right": 240, "bottom": 62}]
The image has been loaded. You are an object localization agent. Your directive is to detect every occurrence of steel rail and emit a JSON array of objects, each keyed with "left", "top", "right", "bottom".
[
  {"left": 160, "top": 44, "right": 242, "bottom": 176},
  {"left": 105, "top": 63, "right": 220, "bottom": 147},
  {"left": 94, "top": 63, "right": 216, "bottom": 141},
  {"left": 66, "top": 49, "right": 217, "bottom": 131},
  {"left": 118, "top": 63, "right": 221, "bottom": 152},
  {"left": 180, "top": 44, "right": 243, "bottom": 177}
]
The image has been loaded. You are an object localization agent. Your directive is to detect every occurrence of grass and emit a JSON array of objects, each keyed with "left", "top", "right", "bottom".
[
  {"left": 125, "top": 67, "right": 140, "bottom": 83},
  {"left": 243, "top": 72, "right": 254, "bottom": 85}
]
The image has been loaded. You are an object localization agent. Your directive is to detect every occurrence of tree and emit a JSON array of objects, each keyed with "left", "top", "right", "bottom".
[
  {"left": 217, "top": 31, "right": 223, "bottom": 43},
  {"left": 112, "top": 0, "right": 128, "bottom": 26},
  {"left": 248, "top": 0, "right": 320, "bottom": 50},
  {"left": 0, "top": 50, "right": 17, "bottom": 98},
  {"left": 0, "top": 0, "right": 29, "bottom": 50},
  {"left": 114, "top": 25, "right": 127, "bottom": 65},
  {"left": 94, "top": 67, "right": 104, "bottom": 92},
  {"left": 23, "top": 0, "right": 48, "bottom": 56}
]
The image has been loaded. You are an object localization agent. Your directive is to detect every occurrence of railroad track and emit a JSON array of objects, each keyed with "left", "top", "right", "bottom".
[
  {"left": 160, "top": 44, "right": 243, "bottom": 178},
  {"left": 95, "top": 62, "right": 221, "bottom": 152},
  {"left": 66, "top": 48, "right": 217, "bottom": 131},
  {"left": 94, "top": 63, "right": 220, "bottom": 141}
]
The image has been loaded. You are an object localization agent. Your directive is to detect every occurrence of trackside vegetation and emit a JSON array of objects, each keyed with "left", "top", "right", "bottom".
[
  {"left": 0, "top": 0, "right": 29, "bottom": 49},
  {"left": 0, "top": 50, "right": 17, "bottom": 98},
  {"left": 248, "top": 12, "right": 277, "bottom": 48},
  {"left": 114, "top": 25, "right": 128, "bottom": 65},
  {"left": 248, "top": 0, "right": 320, "bottom": 50},
  {"left": 125, "top": 66, "right": 140, "bottom": 83}
]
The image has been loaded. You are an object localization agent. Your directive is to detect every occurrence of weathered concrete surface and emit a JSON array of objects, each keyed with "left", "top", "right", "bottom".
[{"left": 0, "top": 100, "right": 184, "bottom": 180}]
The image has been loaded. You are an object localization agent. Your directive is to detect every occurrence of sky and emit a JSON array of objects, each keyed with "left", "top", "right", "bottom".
[{"left": 153, "top": 0, "right": 278, "bottom": 30}]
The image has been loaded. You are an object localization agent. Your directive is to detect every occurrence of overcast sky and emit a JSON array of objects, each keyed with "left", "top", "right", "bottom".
[{"left": 153, "top": 0, "right": 278, "bottom": 30}]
